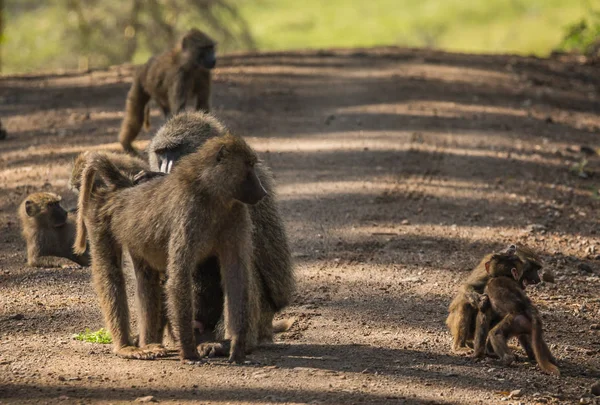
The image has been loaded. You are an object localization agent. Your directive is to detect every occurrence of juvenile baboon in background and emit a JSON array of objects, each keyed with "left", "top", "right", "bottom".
[
  {"left": 118, "top": 28, "right": 216, "bottom": 154},
  {"left": 69, "top": 150, "right": 149, "bottom": 193},
  {"left": 446, "top": 245, "right": 542, "bottom": 353},
  {"left": 19, "top": 192, "right": 90, "bottom": 267},
  {"left": 75, "top": 133, "right": 266, "bottom": 363},
  {"left": 474, "top": 249, "right": 559, "bottom": 376},
  {"left": 145, "top": 112, "right": 295, "bottom": 347}
]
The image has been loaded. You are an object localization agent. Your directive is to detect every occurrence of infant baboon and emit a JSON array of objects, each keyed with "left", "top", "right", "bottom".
[
  {"left": 118, "top": 28, "right": 216, "bottom": 154},
  {"left": 69, "top": 150, "right": 149, "bottom": 193},
  {"left": 474, "top": 249, "right": 559, "bottom": 376},
  {"left": 146, "top": 112, "right": 295, "bottom": 346},
  {"left": 446, "top": 245, "right": 542, "bottom": 353},
  {"left": 75, "top": 132, "right": 265, "bottom": 363},
  {"left": 19, "top": 192, "right": 89, "bottom": 267}
]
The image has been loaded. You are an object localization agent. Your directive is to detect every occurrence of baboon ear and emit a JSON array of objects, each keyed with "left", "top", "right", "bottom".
[
  {"left": 485, "top": 261, "right": 491, "bottom": 274},
  {"left": 511, "top": 267, "right": 519, "bottom": 280},
  {"left": 25, "top": 201, "right": 38, "bottom": 217},
  {"left": 216, "top": 145, "right": 227, "bottom": 163}
]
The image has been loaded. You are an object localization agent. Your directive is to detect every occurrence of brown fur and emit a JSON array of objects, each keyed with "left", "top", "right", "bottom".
[
  {"left": 446, "top": 245, "right": 542, "bottom": 352},
  {"left": 145, "top": 112, "right": 295, "bottom": 346},
  {"left": 118, "top": 28, "right": 216, "bottom": 154},
  {"left": 70, "top": 151, "right": 149, "bottom": 193},
  {"left": 19, "top": 192, "right": 89, "bottom": 267},
  {"left": 75, "top": 131, "right": 265, "bottom": 363},
  {"left": 473, "top": 251, "right": 559, "bottom": 376}
]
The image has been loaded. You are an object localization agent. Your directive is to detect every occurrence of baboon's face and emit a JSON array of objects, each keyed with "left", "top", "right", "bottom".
[
  {"left": 504, "top": 244, "right": 541, "bottom": 287},
  {"left": 197, "top": 45, "right": 216, "bottom": 70},
  {"left": 234, "top": 161, "right": 267, "bottom": 205},
  {"left": 25, "top": 197, "right": 68, "bottom": 228},
  {"left": 214, "top": 148, "right": 267, "bottom": 205}
]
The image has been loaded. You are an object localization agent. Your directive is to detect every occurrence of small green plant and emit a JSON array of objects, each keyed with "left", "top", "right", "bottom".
[
  {"left": 557, "top": 2, "right": 600, "bottom": 57},
  {"left": 72, "top": 328, "right": 112, "bottom": 344},
  {"left": 570, "top": 158, "right": 590, "bottom": 178}
]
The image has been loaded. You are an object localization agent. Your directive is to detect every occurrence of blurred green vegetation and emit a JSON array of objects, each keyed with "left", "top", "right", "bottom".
[{"left": 0, "top": 0, "right": 593, "bottom": 74}]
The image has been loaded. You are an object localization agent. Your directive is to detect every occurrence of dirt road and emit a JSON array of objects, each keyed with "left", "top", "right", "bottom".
[{"left": 1, "top": 47, "right": 599, "bottom": 404}]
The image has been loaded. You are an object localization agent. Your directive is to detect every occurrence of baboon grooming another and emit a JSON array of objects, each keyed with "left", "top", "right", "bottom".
[
  {"left": 145, "top": 112, "right": 295, "bottom": 349},
  {"left": 75, "top": 133, "right": 265, "bottom": 363},
  {"left": 474, "top": 248, "right": 559, "bottom": 376},
  {"left": 118, "top": 28, "right": 216, "bottom": 154},
  {"left": 19, "top": 192, "right": 90, "bottom": 267},
  {"left": 446, "top": 245, "right": 542, "bottom": 353}
]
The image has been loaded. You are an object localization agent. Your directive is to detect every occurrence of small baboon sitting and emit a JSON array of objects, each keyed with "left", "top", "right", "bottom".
[
  {"left": 145, "top": 112, "right": 295, "bottom": 349},
  {"left": 474, "top": 248, "right": 559, "bottom": 376},
  {"left": 19, "top": 192, "right": 89, "bottom": 267},
  {"left": 75, "top": 132, "right": 265, "bottom": 363},
  {"left": 118, "top": 28, "right": 216, "bottom": 154},
  {"left": 446, "top": 244, "right": 542, "bottom": 353},
  {"left": 69, "top": 150, "right": 149, "bottom": 193}
]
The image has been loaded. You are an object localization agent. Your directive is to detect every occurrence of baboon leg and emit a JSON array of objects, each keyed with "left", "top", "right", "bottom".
[
  {"left": 195, "top": 87, "right": 210, "bottom": 112},
  {"left": 488, "top": 314, "right": 516, "bottom": 366},
  {"left": 473, "top": 309, "right": 491, "bottom": 358},
  {"left": 132, "top": 257, "right": 167, "bottom": 357},
  {"left": 453, "top": 303, "right": 475, "bottom": 352},
  {"left": 168, "top": 74, "right": 188, "bottom": 115},
  {"left": 258, "top": 301, "right": 276, "bottom": 343},
  {"left": 160, "top": 104, "right": 171, "bottom": 118},
  {"left": 90, "top": 235, "right": 152, "bottom": 359},
  {"left": 218, "top": 247, "right": 251, "bottom": 363},
  {"left": 165, "top": 243, "right": 198, "bottom": 361},
  {"left": 118, "top": 77, "right": 151, "bottom": 154},
  {"left": 518, "top": 334, "right": 535, "bottom": 361}
]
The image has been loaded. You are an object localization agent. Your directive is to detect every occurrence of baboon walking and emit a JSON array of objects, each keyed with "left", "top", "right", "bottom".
[
  {"left": 118, "top": 28, "right": 216, "bottom": 154},
  {"left": 145, "top": 112, "right": 295, "bottom": 347},
  {"left": 75, "top": 133, "right": 266, "bottom": 363}
]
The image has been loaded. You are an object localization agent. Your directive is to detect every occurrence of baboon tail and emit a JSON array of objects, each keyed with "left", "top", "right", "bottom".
[
  {"left": 74, "top": 157, "right": 97, "bottom": 255},
  {"left": 272, "top": 318, "right": 295, "bottom": 334},
  {"left": 531, "top": 312, "right": 560, "bottom": 376},
  {"left": 143, "top": 104, "right": 151, "bottom": 131}
]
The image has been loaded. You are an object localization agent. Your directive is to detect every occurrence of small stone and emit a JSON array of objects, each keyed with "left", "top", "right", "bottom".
[
  {"left": 579, "top": 263, "right": 593, "bottom": 274},
  {"left": 58, "top": 395, "right": 69, "bottom": 401},
  {"left": 9, "top": 314, "right": 24, "bottom": 320},
  {"left": 401, "top": 219, "right": 410, "bottom": 225},
  {"left": 580, "top": 398, "right": 591, "bottom": 404},
  {"left": 542, "top": 270, "right": 555, "bottom": 283},
  {"left": 590, "top": 324, "right": 600, "bottom": 330},
  {"left": 135, "top": 396, "right": 157, "bottom": 403},
  {"left": 57, "top": 376, "right": 66, "bottom": 381},
  {"left": 580, "top": 145, "right": 597, "bottom": 156},
  {"left": 591, "top": 382, "right": 600, "bottom": 396},
  {"left": 509, "top": 389, "right": 522, "bottom": 398}
]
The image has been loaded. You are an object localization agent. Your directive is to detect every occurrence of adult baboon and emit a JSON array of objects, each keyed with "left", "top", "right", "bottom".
[
  {"left": 146, "top": 112, "right": 295, "bottom": 347},
  {"left": 474, "top": 249, "right": 559, "bottom": 376},
  {"left": 19, "top": 192, "right": 89, "bottom": 267},
  {"left": 75, "top": 132, "right": 265, "bottom": 363},
  {"left": 446, "top": 245, "right": 542, "bottom": 353},
  {"left": 118, "top": 28, "right": 216, "bottom": 154}
]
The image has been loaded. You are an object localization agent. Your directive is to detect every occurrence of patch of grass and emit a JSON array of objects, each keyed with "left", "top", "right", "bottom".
[{"left": 72, "top": 328, "right": 112, "bottom": 344}]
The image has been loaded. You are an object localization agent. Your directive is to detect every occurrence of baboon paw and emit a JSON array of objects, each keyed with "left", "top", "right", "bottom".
[
  {"left": 500, "top": 354, "right": 516, "bottom": 366},
  {"left": 227, "top": 352, "right": 246, "bottom": 364},
  {"left": 142, "top": 344, "right": 169, "bottom": 358},
  {"left": 116, "top": 346, "right": 156, "bottom": 360},
  {"left": 198, "top": 342, "right": 229, "bottom": 358},
  {"left": 179, "top": 349, "right": 201, "bottom": 362}
]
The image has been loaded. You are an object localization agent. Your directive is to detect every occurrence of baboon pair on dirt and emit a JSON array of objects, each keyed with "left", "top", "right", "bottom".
[
  {"left": 73, "top": 112, "right": 294, "bottom": 362},
  {"left": 447, "top": 245, "right": 559, "bottom": 375},
  {"left": 118, "top": 28, "right": 216, "bottom": 155}
]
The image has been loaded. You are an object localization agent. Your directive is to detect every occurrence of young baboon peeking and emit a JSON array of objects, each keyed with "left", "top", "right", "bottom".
[
  {"left": 473, "top": 249, "right": 559, "bottom": 376},
  {"left": 145, "top": 112, "right": 295, "bottom": 348},
  {"left": 19, "top": 192, "right": 90, "bottom": 267},
  {"left": 75, "top": 133, "right": 265, "bottom": 363},
  {"left": 118, "top": 28, "right": 216, "bottom": 155},
  {"left": 446, "top": 244, "right": 542, "bottom": 353}
]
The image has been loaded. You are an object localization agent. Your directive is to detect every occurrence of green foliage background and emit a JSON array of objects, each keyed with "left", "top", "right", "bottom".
[{"left": 0, "top": 0, "right": 593, "bottom": 74}]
